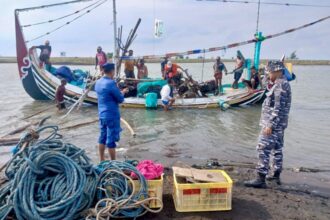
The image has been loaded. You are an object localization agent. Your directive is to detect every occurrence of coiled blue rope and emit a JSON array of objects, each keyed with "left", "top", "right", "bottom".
[
  {"left": 90, "top": 160, "right": 163, "bottom": 219},
  {"left": 0, "top": 125, "right": 98, "bottom": 220}
]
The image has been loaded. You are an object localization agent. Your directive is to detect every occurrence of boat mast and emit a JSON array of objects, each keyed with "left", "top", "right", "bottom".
[
  {"left": 253, "top": 0, "right": 263, "bottom": 71},
  {"left": 113, "top": 0, "right": 118, "bottom": 71}
]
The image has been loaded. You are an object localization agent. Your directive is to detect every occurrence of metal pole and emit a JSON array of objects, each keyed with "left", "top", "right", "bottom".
[
  {"left": 255, "top": 0, "right": 261, "bottom": 33},
  {"left": 113, "top": 0, "right": 118, "bottom": 70}
]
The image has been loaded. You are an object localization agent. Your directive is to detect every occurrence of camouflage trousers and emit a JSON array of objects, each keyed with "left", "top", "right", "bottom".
[{"left": 256, "top": 129, "right": 285, "bottom": 175}]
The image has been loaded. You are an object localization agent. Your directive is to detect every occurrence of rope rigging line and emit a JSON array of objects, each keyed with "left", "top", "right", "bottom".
[
  {"left": 124, "top": 15, "right": 330, "bottom": 60},
  {"left": 22, "top": 0, "right": 106, "bottom": 28},
  {"left": 16, "top": 0, "right": 94, "bottom": 12},
  {"left": 25, "top": 0, "right": 107, "bottom": 43},
  {"left": 198, "top": 0, "right": 330, "bottom": 8}
]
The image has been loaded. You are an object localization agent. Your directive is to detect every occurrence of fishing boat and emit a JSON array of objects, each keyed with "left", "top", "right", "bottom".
[{"left": 14, "top": 1, "right": 329, "bottom": 109}]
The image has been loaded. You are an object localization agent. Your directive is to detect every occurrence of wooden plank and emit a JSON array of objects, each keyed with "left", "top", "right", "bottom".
[{"left": 191, "top": 169, "right": 226, "bottom": 183}]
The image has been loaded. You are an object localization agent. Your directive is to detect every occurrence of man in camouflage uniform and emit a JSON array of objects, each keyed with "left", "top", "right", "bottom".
[{"left": 244, "top": 60, "right": 292, "bottom": 188}]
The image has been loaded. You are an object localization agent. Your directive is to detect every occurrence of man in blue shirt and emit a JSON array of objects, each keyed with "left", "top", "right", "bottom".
[{"left": 95, "top": 63, "right": 128, "bottom": 161}]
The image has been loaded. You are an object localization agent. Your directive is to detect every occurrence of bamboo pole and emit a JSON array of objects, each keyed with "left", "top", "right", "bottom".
[
  {"left": 60, "top": 119, "right": 98, "bottom": 130},
  {"left": 21, "top": 105, "right": 54, "bottom": 120},
  {"left": 120, "top": 118, "right": 136, "bottom": 137}
]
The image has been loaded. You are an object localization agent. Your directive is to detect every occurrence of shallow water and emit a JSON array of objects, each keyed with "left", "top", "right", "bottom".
[{"left": 0, "top": 63, "right": 330, "bottom": 178}]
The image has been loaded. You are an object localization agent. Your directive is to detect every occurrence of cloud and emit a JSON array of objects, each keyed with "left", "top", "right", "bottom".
[{"left": 0, "top": 0, "right": 329, "bottom": 59}]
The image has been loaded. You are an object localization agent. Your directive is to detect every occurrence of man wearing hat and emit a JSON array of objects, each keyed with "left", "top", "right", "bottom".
[
  {"left": 95, "top": 63, "right": 128, "bottom": 161},
  {"left": 245, "top": 60, "right": 292, "bottom": 188},
  {"left": 95, "top": 46, "right": 108, "bottom": 72}
]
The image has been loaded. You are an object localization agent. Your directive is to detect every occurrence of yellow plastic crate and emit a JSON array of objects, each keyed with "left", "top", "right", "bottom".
[
  {"left": 133, "top": 174, "right": 164, "bottom": 209},
  {"left": 172, "top": 170, "right": 233, "bottom": 212}
]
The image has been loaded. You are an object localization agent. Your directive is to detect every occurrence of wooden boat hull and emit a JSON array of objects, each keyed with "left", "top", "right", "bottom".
[{"left": 17, "top": 48, "right": 265, "bottom": 109}]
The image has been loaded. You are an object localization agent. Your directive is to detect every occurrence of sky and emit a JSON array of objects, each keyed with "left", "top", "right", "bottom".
[{"left": 0, "top": 0, "right": 329, "bottom": 59}]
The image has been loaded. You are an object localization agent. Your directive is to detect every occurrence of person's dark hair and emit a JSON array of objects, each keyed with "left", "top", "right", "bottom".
[{"left": 61, "top": 78, "right": 67, "bottom": 84}]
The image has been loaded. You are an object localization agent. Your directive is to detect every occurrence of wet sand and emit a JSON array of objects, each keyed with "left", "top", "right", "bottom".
[{"left": 141, "top": 166, "right": 330, "bottom": 220}]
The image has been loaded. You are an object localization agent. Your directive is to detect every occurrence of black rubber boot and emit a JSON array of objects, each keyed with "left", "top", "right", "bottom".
[
  {"left": 266, "top": 171, "right": 281, "bottom": 185},
  {"left": 244, "top": 173, "right": 267, "bottom": 188}
]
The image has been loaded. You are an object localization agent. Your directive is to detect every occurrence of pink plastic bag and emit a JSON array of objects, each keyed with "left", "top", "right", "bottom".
[{"left": 131, "top": 160, "right": 164, "bottom": 180}]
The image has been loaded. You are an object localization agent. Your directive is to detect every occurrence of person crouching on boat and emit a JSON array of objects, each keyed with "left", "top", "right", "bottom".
[
  {"left": 33, "top": 40, "right": 52, "bottom": 70},
  {"left": 136, "top": 59, "right": 149, "bottom": 79},
  {"left": 164, "top": 61, "right": 184, "bottom": 85},
  {"left": 244, "top": 61, "right": 291, "bottom": 188},
  {"left": 242, "top": 66, "right": 260, "bottom": 93},
  {"left": 161, "top": 78, "right": 176, "bottom": 111},
  {"left": 231, "top": 55, "right": 245, "bottom": 89},
  {"left": 95, "top": 46, "right": 108, "bottom": 74},
  {"left": 95, "top": 63, "right": 129, "bottom": 161},
  {"left": 213, "top": 56, "right": 228, "bottom": 95},
  {"left": 55, "top": 79, "right": 67, "bottom": 111}
]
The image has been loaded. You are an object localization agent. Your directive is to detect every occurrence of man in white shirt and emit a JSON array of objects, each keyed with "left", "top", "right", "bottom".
[{"left": 161, "top": 78, "right": 175, "bottom": 111}]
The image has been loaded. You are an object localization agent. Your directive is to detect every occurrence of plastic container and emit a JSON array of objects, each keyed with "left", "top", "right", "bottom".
[
  {"left": 133, "top": 174, "right": 164, "bottom": 209},
  {"left": 145, "top": 92, "right": 158, "bottom": 108},
  {"left": 172, "top": 170, "right": 233, "bottom": 212}
]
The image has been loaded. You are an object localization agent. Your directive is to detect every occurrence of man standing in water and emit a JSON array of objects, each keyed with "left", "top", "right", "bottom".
[
  {"left": 95, "top": 63, "right": 128, "bottom": 161},
  {"left": 55, "top": 79, "right": 67, "bottom": 111},
  {"left": 244, "top": 61, "right": 292, "bottom": 188},
  {"left": 213, "top": 56, "right": 228, "bottom": 95}
]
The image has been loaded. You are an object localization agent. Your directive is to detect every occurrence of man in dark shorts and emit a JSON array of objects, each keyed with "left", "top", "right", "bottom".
[
  {"left": 232, "top": 55, "right": 245, "bottom": 89},
  {"left": 34, "top": 40, "right": 52, "bottom": 70},
  {"left": 55, "top": 79, "right": 67, "bottom": 110},
  {"left": 213, "top": 56, "right": 228, "bottom": 95},
  {"left": 95, "top": 63, "right": 128, "bottom": 161},
  {"left": 242, "top": 66, "right": 260, "bottom": 92}
]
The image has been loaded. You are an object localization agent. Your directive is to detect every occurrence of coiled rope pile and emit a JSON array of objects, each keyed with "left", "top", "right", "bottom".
[
  {"left": 0, "top": 125, "right": 98, "bottom": 220},
  {"left": 87, "top": 161, "right": 163, "bottom": 220},
  {"left": 0, "top": 124, "right": 163, "bottom": 220}
]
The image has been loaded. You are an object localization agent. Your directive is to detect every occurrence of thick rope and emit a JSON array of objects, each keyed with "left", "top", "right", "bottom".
[
  {"left": 0, "top": 125, "right": 98, "bottom": 220},
  {"left": 87, "top": 161, "right": 163, "bottom": 219}
]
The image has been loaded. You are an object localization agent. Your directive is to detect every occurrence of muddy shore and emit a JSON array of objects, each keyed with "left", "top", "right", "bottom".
[
  {"left": 0, "top": 107, "right": 329, "bottom": 220},
  {"left": 141, "top": 166, "right": 330, "bottom": 220}
]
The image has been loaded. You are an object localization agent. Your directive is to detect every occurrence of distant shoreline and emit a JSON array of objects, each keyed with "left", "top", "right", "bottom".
[{"left": 1, "top": 57, "right": 330, "bottom": 66}]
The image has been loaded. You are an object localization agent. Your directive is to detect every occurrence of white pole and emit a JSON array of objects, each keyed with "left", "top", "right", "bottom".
[{"left": 112, "top": 0, "right": 117, "bottom": 69}]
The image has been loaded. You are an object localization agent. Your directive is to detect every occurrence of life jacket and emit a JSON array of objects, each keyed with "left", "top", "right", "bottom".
[
  {"left": 164, "top": 64, "right": 178, "bottom": 78},
  {"left": 96, "top": 52, "right": 107, "bottom": 66}
]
